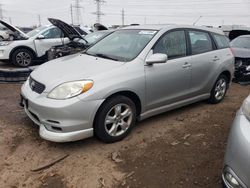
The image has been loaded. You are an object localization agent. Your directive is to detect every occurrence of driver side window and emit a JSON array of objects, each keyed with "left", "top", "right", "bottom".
[
  {"left": 42, "top": 27, "right": 63, "bottom": 39},
  {"left": 153, "top": 30, "right": 187, "bottom": 59}
]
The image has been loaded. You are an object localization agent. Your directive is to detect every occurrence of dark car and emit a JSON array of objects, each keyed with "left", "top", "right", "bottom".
[{"left": 231, "top": 35, "right": 250, "bottom": 83}]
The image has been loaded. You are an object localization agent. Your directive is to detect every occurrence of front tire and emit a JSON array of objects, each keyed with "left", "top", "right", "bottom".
[
  {"left": 94, "top": 96, "right": 136, "bottom": 143},
  {"left": 209, "top": 74, "right": 228, "bottom": 104},
  {"left": 11, "top": 48, "right": 34, "bottom": 67}
]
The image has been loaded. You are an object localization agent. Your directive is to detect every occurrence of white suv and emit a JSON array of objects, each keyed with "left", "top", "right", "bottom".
[{"left": 0, "top": 19, "right": 90, "bottom": 67}]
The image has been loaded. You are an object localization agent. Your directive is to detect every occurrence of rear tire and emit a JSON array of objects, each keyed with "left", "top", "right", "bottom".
[
  {"left": 209, "top": 74, "right": 228, "bottom": 104},
  {"left": 94, "top": 95, "right": 136, "bottom": 143},
  {"left": 11, "top": 48, "right": 34, "bottom": 67}
]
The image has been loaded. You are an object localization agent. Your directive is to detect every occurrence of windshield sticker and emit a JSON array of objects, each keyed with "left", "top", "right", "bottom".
[{"left": 139, "top": 31, "right": 157, "bottom": 35}]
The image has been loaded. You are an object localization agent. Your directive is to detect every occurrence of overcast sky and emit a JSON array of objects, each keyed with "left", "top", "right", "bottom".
[{"left": 0, "top": 0, "right": 250, "bottom": 27}]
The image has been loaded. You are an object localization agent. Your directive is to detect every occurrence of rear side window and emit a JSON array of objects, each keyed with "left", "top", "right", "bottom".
[
  {"left": 188, "top": 30, "right": 213, "bottom": 55},
  {"left": 153, "top": 30, "right": 186, "bottom": 59},
  {"left": 213, "top": 34, "right": 230, "bottom": 49}
]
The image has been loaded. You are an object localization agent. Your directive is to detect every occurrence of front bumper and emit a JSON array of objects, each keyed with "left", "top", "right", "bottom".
[
  {"left": 0, "top": 47, "right": 11, "bottom": 60},
  {"left": 21, "top": 81, "right": 104, "bottom": 142},
  {"left": 223, "top": 110, "right": 250, "bottom": 187}
]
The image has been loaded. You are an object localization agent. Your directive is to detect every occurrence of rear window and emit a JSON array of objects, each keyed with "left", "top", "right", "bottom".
[{"left": 213, "top": 34, "right": 230, "bottom": 49}]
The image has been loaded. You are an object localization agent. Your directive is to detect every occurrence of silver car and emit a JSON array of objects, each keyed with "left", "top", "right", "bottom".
[
  {"left": 20, "top": 25, "right": 234, "bottom": 143},
  {"left": 223, "top": 95, "right": 250, "bottom": 188}
]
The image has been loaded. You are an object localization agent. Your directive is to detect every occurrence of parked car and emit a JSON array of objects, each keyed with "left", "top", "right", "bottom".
[
  {"left": 0, "top": 19, "right": 89, "bottom": 67},
  {"left": 47, "top": 18, "right": 112, "bottom": 60},
  {"left": 20, "top": 25, "right": 234, "bottom": 143},
  {"left": 223, "top": 95, "right": 250, "bottom": 188},
  {"left": 230, "top": 35, "right": 250, "bottom": 83}
]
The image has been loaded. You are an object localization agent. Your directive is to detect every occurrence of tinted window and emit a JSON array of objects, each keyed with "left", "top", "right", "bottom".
[
  {"left": 188, "top": 30, "right": 213, "bottom": 55},
  {"left": 213, "top": 34, "right": 230, "bottom": 49},
  {"left": 42, "top": 27, "right": 63, "bottom": 39},
  {"left": 231, "top": 36, "right": 250, "bottom": 49},
  {"left": 153, "top": 30, "right": 186, "bottom": 59}
]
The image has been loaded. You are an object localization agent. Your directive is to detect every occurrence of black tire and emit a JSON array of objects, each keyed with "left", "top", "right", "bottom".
[
  {"left": 209, "top": 74, "right": 229, "bottom": 104},
  {"left": 11, "top": 48, "right": 34, "bottom": 67},
  {"left": 94, "top": 95, "right": 137, "bottom": 143}
]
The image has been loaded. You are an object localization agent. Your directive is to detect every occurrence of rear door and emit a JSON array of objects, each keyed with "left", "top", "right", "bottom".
[
  {"left": 34, "top": 27, "right": 68, "bottom": 57},
  {"left": 145, "top": 29, "right": 192, "bottom": 110},
  {"left": 187, "top": 29, "right": 218, "bottom": 95}
]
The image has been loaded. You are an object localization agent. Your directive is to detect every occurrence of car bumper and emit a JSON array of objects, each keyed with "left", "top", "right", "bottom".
[
  {"left": 21, "top": 81, "right": 104, "bottom": 142},
  {"left": 0, "top": 47, "right": 10, "bottom": 60},
  {"left": 223, "top": 109, "right": 250, "bottom": 188}
]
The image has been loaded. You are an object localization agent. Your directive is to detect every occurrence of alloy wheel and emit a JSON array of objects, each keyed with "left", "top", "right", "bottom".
[
  {"left": 214, "top": 78, "right": 227, "bottom": 101},
  {"left": 16, "top": 52, "right": 32, "bottom": 66},
  {"left": 104, "top": 103, "right": 133, "bottom": 137}
]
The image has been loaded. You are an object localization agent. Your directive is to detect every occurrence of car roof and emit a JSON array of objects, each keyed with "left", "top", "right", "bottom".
[{"left": 121, "top": 24, "right": 224, "bottom": 35}]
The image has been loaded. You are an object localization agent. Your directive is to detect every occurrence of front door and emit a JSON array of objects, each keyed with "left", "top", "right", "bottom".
[
  {"left": 34, "top": 27, "right": 68, "bottom": 57},
  {"left": 145, "top": 30, "right": 192, "bottom": 110}
]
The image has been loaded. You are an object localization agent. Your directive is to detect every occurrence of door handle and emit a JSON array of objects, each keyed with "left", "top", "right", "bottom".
[
  {"left": 213, "top": 56, "right": 220, "bottom": 61},
  {"left": 182, "top": 62, "right": 191, "bottom": 68}
]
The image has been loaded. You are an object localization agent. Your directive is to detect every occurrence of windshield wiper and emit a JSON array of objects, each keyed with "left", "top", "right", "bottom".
[{"left": 94, "top": 53, "right": 119, "bottom": 61}]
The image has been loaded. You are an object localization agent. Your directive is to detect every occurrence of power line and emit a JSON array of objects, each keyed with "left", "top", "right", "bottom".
[{"left": 92, "top": 0, "right": 105, "bottom": 23}]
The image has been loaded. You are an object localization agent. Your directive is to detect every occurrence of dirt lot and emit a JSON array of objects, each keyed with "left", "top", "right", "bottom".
[{"left": 0, "top": 83, "right": 249, "bottom": 188}]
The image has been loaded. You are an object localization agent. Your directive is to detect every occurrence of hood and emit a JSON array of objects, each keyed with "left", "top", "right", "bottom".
[
  {"left": 31, "top": 53, "right": 124, "bottom": 92},
  {"left": 231, "top": 47, "right": 250, "bottom": 58},
  {"left": 48, "top": 18, "right": 84, "bottom": 41},
  {"left": 0, "top": 20, "right": 28, "bottom": 39}
]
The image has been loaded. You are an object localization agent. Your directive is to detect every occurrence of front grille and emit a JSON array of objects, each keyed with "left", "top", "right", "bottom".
[{"left": 29, "top": 77, "right": 45, "bottom": 94}]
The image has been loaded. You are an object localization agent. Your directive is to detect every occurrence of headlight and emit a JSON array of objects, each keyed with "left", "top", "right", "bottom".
[
  {"left": 242, "top": 98, "right": 250, "bottom": 119},
  {"left": 47, "top": 80, "right": 93, "bottom": 100},
  {"left": 0, "top": 41, "right": 10, "bottom": 46}
]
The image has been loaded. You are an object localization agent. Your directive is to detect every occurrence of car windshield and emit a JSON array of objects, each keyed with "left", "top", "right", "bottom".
[
  {"left": 84, "top": 31, "right": 110, "bottom": 45},
  {"left": 231, "top": 36, "right": 250, "bottom": 49},
  {"left": 86, "top": 29, "right": 157, "bottom": 62},
  {"left": 26, "top": 26, "right": 49, "bottom": 37}
]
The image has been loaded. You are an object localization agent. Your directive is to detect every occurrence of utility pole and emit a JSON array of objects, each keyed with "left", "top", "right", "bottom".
[
  {"left": 121, "top": 9, "right": 125, "bottom": 26},
  {"left": 8, "top": 17, "right": 12, "bottom": 24},
  {"left": 0, "top": 4, "right": 4, "bottom": 20},
  {"left": 38, "top": 14, "right": 41, "bottom": 26},
  {"left": 70, "top": 4, "right": 74, "bottom": 25},
  {"left": 92, "top": 0, "right": 105, "bottom": 23},
  {"left": 73, "top": 0, "right": 83, "bottom": 25}
]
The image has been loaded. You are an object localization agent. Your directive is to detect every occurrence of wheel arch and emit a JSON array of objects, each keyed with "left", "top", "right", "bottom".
[
  {"left": 9, "top": 46, "right": 37, "bottom": 60},
  {"left": 220, "top": 70, "right": 232, "bottom": 84},
  {"left": 93, "top": 90, "right": 142, "bottom": 126}
]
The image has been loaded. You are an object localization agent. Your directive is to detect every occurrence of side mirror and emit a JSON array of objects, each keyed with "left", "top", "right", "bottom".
[
  {"left": 146, "top": 53, "right": 168, "bottom": 65},
  {"left": 36, "top": 35, "right": 45, "bottom": 40}
]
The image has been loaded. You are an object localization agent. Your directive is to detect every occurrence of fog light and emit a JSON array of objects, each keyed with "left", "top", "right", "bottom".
[{"left": 224, "top": 172, "right": 242, "bottom": 188}]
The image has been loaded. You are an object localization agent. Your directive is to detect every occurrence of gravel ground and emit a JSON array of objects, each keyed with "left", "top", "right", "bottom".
[{"left": 0, "top": 83, "right": 249, "bottom": 188}]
